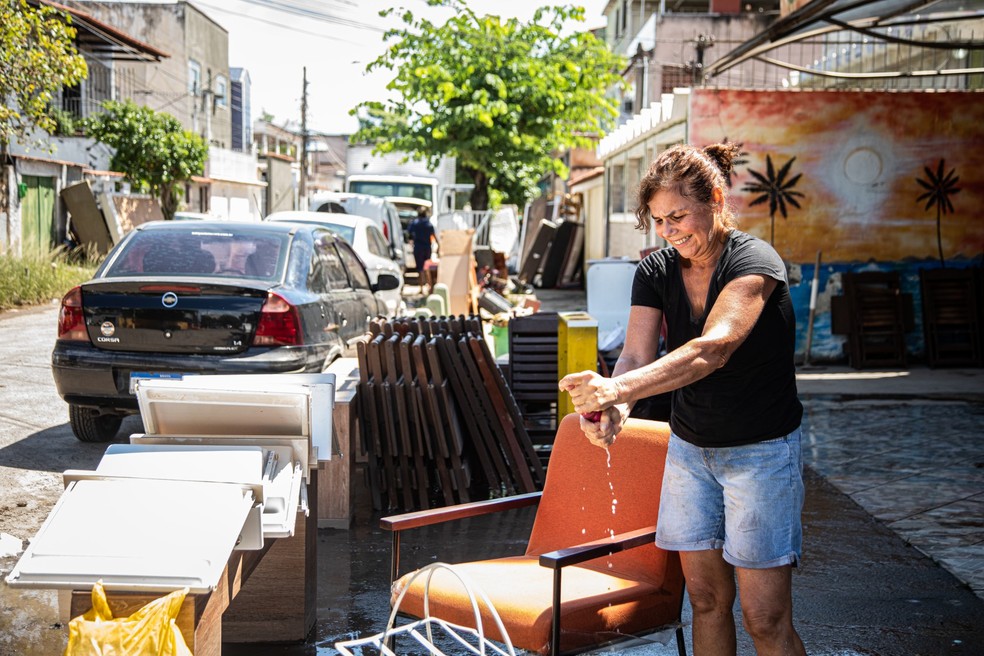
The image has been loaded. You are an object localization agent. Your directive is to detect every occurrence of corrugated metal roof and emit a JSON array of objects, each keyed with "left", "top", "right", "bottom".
[
  {"left": 705, "top": 0, "right": 984, "bottom": 79},
  {"left": 42, "top": 0, "right": 170, "bottom": 62}
]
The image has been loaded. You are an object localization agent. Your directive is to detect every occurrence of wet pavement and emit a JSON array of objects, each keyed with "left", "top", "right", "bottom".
[
  {"left": 224, "top": 399, "right": 984, "bottom": 656},
  {"left": 226, "top": 288, "right": 984, "bottom": 656}
]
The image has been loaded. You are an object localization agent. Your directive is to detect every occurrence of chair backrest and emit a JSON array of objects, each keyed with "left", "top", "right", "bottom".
[{"left": 526, "top": 414, "right": 673, "bottom": 589}]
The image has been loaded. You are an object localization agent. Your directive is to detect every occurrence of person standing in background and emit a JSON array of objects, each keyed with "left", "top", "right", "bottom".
[
  {"left": 559, "top": 142, "right": 806, "bottom": 656},
  {"left": 407, "top": 206, "right": 439, "bottom": 295}
]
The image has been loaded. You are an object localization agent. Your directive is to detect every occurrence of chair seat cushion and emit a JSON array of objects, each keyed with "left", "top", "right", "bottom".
[{"left": 392, "top": 555, "right": 680, "bottom": 655}]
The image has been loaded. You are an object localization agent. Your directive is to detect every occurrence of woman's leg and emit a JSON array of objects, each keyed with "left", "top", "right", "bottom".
[
  {"left": 736, "top": 565, "right": 805, "bottom": 656},
  {"left": 681, "top": 549, "right": 737, "bottom": 656}
]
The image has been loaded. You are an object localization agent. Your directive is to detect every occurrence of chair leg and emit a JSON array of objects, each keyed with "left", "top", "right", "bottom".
[
  {"left": 550, "top": 568, "right": 562, "bottom": 656},
  {"left": 676, "top": 578, "right": 687, "bottom": 656}
]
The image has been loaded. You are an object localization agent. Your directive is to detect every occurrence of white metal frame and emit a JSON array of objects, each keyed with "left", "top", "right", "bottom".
[{"left": 334, "top": 562, "right": 516, "bottom": 656}]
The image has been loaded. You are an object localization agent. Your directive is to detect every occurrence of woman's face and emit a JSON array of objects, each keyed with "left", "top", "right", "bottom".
[{"left": 647, "top": 187, "right": 722, "bottom": 263}]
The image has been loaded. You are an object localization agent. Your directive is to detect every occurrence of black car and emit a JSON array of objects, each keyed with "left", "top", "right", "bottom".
[{"left": 52, "top": 220, "right": 399, "bottom": 442}]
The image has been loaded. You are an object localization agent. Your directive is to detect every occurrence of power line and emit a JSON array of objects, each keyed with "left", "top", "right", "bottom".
[
  {"left": 194, "top": 0, "right": 375, "bottom": 46},
  {"left": 238, "top": 0, "right": 386, "bottom": 32}
]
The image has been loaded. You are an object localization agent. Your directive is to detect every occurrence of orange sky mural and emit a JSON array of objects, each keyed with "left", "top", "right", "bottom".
[{"left": 689, "top": 89, "right": 984, "bottom": 265}]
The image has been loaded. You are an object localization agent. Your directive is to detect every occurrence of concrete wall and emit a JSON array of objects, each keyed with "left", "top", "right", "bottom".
[
  {"left": 570, "top": 174, "right": 606, "bottom": 263},
  {"left": 605, "top": 5, "right": 778, "bottom": 120},
  {"left": 651, "top": 13, "right": 777, "bottom": 94},
  {"left": 65, "top": 1, "right": 231, "bottom": 148}
]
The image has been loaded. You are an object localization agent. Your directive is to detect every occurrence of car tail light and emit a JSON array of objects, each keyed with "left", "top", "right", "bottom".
[
  {"left": 382, "top": 222, "right": 389, "bottom": 240},
  {"left": 57, "top": 286, "right": 88, "bottom": 342},
  {"left": 253, "top": 292, "right": 302, "bottom": 346}
]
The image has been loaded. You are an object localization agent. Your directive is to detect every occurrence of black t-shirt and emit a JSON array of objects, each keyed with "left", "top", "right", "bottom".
[
  {"left": 630, "top": 229, "right": 803, "bottom": 448},
  {"left": 408, "top": 218, "right": 435, "bottom": 255}
]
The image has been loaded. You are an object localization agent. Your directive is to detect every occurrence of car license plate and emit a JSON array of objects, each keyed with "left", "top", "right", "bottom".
[{"left": 129, "top": 371, "right": 184, "bottom": 394}]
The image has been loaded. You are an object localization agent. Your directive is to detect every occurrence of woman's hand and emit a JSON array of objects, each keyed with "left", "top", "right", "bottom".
[
  {"left": 557, "top": 370, "right": 620, "bottom": 414},
  {"left": 579, "top": 405, "right": 628, "bottom": 448}
]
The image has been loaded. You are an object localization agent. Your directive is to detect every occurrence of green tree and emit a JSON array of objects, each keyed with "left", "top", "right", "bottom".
[
  {"left": 86, "top": 100, "right": 208, "bottom": 220},
  {"left": 351, "top": 1, "right": 624, "bottom": 210},
  {"left": 1, "top": 0, "right": 88, "bottom": 231}
]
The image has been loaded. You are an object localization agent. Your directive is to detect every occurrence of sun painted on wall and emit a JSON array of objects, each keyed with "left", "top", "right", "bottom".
[{"left": 689, "top": 89, "right": 984, "bottom": 265}]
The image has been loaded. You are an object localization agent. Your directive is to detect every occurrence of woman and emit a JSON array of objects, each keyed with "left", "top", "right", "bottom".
[{"left": 559, "top": 142, "right": 806, "bottom": 656}]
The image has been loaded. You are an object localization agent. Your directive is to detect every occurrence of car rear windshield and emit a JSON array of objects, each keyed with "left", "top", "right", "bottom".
[
  {"left": 104, "top": 229, "right": 289, "bottom": 281},
  {"left": 321, "top": 223, "right": 356, "bottom": 244}
]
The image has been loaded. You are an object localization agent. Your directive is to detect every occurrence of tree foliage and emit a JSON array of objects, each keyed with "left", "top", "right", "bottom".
[
  {"left": 0, "top": 0, "right": 88, "bottom": 224},
  {"left": 86, "top": 100, "right": 208, "bottom": 220},
  {"left": 351, "top": 1, "right": 624, "bottom": 210},
  {"left": 0, "top": 0, "right": 88, "bottom": 149}
]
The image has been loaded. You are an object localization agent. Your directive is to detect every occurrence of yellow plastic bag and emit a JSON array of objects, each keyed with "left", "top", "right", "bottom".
[{"left": 64, "top": 581, "right": 192, "bottom": 656}]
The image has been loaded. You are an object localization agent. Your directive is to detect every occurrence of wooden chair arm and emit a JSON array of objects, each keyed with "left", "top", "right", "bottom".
[
  {"left": 381, "top": 491, "right": 541, "bottom": 532},
  {"left": 537, "top": 526, "right": 658, "bottom": 656},
  {"left": 537, "top": 526, "right": 657, "bottom": 569},
  {"left": 382, "top": 491, "right": 541, "bottom": 581}
]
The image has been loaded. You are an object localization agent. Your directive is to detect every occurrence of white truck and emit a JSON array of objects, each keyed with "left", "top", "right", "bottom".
[{"left": 345, "top": 145, "right": 458, "bottom": 230}]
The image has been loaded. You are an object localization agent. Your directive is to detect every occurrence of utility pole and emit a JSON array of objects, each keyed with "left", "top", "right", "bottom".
[
  {"left": 300, "top": 67, "right": 308, "bottom": 207},
  {"left": 691, "top": 34, "right": 714, "bottom": 85}
]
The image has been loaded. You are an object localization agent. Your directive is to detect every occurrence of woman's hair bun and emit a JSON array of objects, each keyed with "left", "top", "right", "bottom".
[{"left": 703, "top": 142, "right": 742, "bottom": 178}]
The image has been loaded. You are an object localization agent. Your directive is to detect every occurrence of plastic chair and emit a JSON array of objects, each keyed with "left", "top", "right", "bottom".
[{"left": 382, "top": 414, "right": 686, "bottom": 656}]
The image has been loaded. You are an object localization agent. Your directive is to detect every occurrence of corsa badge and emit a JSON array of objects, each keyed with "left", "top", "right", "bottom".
[
  {"left": 162, "top": 292, "right": 178, "bottom": 308},
  {"left": 97, "top": 321, "right": 120, "bottom": 343}
]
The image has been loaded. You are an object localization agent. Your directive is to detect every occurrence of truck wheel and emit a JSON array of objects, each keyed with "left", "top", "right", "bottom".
[{"left": 69, "top": 404, "right": 123, "bottom": 443}]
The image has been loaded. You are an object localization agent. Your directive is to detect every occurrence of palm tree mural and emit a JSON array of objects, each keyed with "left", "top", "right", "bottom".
[
  {"left": 916, "top": 159, "right": 961, "bottom": 268},
  {"left": 742, "top": 155, "right": 805, "bottom": 245}
]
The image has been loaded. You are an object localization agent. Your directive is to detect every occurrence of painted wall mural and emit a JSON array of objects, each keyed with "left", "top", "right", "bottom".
[{"left": 689, "top": 89, "right": 984, "bottom": 363}]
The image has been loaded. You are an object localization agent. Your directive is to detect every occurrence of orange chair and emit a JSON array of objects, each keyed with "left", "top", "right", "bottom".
[{"left": 382, "top": 414, "right": 686, "bottom": 656}]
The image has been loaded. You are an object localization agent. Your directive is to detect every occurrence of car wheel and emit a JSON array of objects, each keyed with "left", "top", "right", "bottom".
[{"left": 69, "top": 404, "right": 123, "bottom": 443}]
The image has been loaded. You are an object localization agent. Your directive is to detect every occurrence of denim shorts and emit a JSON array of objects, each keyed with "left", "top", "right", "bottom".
[{"left": 654, "top": 428, "right": 804, "bottom": 569}]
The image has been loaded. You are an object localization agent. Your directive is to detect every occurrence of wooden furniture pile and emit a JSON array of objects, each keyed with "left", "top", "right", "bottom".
[
  {"left": 356, "top": 316, "right": 545, "bottom": 512},
  {"left": 920, "top": 267, "right": 983, "bottom": 367},
  {"left": 833, "top": 271, "right": 914, "bottom": 369}
]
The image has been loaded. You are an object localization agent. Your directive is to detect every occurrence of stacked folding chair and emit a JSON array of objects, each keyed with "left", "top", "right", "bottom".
[
  {"left": 356, "top": 316, "right": 545, "bottom": 512},
  {"left": 507, "top": 312, "right": 560, "bottom": 466}
]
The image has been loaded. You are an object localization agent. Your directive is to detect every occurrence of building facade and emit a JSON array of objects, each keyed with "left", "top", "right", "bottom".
[{"left": 595, "top": 0, "right": 984, "bottom": 364}]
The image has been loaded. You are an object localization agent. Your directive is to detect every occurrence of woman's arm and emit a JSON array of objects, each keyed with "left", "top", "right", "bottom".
[
  {"left": 560, "top": 273, "right": 777, "bottom": 413},
  {"left": 558, "top": 304, "right": 661, "bottom": 445}
]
